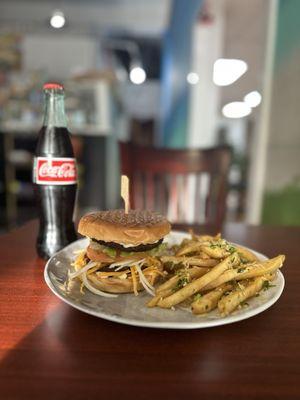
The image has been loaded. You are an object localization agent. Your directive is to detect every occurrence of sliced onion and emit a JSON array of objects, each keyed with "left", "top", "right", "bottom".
[
  {"left": 69, "top": 261, "right": 99, "bottom": 280},
  {"left": 82, "top": 271, "right": 118, "bottom": 298},
  {"left": 109, "top": 258, "right": 145, "bottom": 270},
  {"left": 109, "top": 259, "right": 135, "bottom": 269},
  {"left": 135, "top": 264, "right": 155, "bottom": 296},
  {"left": 135, "top": 264, "right": 154, "bottom": 290},
  {"left": 115, "top": 264, "right": 134, "bottom": 272}
]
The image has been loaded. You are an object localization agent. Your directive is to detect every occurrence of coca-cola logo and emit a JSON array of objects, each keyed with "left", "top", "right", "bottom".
[
  {"left": 39, "top": 162, "right": 76, "bottom": 179},
  {"left": 34, "top": 157, "right": 77, "bottom": 185}
]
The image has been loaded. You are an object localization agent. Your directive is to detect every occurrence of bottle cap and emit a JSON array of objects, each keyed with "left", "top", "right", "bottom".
[{"left": 43, "top": 83, "right": 64, "bottom": 90}]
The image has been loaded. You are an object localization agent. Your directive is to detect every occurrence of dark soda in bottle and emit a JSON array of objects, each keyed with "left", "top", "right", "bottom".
[{"left": 33, "top": 83, "right": 77, "bottom": 260}]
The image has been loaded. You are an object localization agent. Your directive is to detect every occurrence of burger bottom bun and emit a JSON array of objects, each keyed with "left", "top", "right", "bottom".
[{"left": 88, "top": 271, "right": 160, "bottom": 294}]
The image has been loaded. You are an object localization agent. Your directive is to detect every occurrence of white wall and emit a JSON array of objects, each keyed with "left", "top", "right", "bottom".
[
  {"left": 246, "top": 0, "right": 278, "bottom": 224},
  {"left": 187, "top": 0, "right": 223, "bottom": 148},
  {"left": 22, "top": 34, "right": 98, "bottom": 79},
  {"left": 264, "top": 49, "right": 300, "bottom": 190}
]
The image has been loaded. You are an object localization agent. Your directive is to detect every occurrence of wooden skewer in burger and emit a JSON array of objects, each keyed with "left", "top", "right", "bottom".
[{"left": 73, "top": 175, "right": 171, "bottom": 296}]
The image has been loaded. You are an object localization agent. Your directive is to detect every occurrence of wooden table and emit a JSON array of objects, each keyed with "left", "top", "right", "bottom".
[{"left": 0, "top": 221, "right": 299, "bottom": 400}]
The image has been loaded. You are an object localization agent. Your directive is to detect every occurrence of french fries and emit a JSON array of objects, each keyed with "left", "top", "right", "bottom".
[
  {"left": 147, "top": 266, "right": 210, "bottom": 307},
  {"left": 148, "top": 232, "right": 285, "bottom": 318},
  {"left": 176, "top": 242, "right": 203, "bottom": 256},
  {"left": 200, "top": 245, "right": 231, "bottom": 259},
  {"left": 204, "top": 255, "right": 285, "bottom": 291},
  {"left": 236, "top": 246, "right": 259, "bottom": 262},
  {"left": 191, "top": 283, "right": 233, "bottom": 314},
  {"left": 236, "top": 255, "right": 284, "bottom": 279},
  {"left": 160, "top": 256, "right": 218, "bottom": 268},
  {"left": 157, "top": 253, "right": 240, "bottom": 308},
  {"left": 156, "top": 266, "right": 210, "bottom": 294},
  {"left": 218, "top": 274, "right": 275, "bottom": 316}
]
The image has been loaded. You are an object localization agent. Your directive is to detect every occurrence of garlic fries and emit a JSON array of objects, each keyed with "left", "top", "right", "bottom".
[{"left": 150, "top": 233, "right": 285, "bottom": 317}]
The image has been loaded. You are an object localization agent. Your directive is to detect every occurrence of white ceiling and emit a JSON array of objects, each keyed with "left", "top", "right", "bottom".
[{"left": 0, "top": 0, "right": 269, "bottom": 107}]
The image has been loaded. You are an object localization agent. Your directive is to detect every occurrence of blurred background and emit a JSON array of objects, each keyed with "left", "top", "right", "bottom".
[{"left": 0, "top": 0, "right": 299, "bottom": 231}]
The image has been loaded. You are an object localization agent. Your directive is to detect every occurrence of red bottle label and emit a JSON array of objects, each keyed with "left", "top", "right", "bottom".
[{"left": 34, "top": 157, "right": 77, "bottom": 185}]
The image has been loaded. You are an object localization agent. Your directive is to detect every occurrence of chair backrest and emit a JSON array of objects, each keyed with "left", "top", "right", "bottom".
[{"left": 120, "top": 142, "right": 232, "bottom": 227}]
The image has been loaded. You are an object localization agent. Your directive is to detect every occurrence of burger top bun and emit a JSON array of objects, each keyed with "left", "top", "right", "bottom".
[{"left": 78, "top": 209, "right": 171, "bottom": 246}]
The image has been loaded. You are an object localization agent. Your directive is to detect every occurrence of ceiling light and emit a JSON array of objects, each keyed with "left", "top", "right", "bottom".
[
  {"left": 50, "top": 11, "right": 66, "bottom": 29},
  {"left": 222, "top": 101, "right": 252, "bottom": 118},
  {"left": 244, "top": 90, "right": 262, "bottom": 108},
  {"left": 213, "top": 59, "right": 248, "bottom": 86},
  {"left": 129, "top": 67, "right": 146, "bottom": 85},
  {"left": 187, "top": 72, "right": 199, "bottom": 85}
]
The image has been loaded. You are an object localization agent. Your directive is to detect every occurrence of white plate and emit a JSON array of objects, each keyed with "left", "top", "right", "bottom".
[{"left": 44, "top": 231, "right": 285, "bottom": 329}]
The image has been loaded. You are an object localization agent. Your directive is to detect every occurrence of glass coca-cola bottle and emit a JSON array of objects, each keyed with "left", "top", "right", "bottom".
[{"left": 33, "top": 83, "right": 77, "bottom": 260}]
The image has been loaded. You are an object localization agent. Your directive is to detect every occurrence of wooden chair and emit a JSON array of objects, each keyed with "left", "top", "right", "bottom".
[{"left": 119, "top": 142, "right": 232, "bottom": 228}]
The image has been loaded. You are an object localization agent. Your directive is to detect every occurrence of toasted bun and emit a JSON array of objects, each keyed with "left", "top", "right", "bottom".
[
  {"left": 78, "top": 209, "right": 171, "bottom": 246},
  {"left": 88, "top": 274, "right": 144, "bottom": 293},
  {"left": 88, "top": 271, "right": 160, "bottom": 294}
]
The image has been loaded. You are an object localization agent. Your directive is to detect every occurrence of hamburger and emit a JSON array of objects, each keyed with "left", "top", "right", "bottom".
[{"left": 73, "top": 209, "right": 171, "bottom": 296}]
